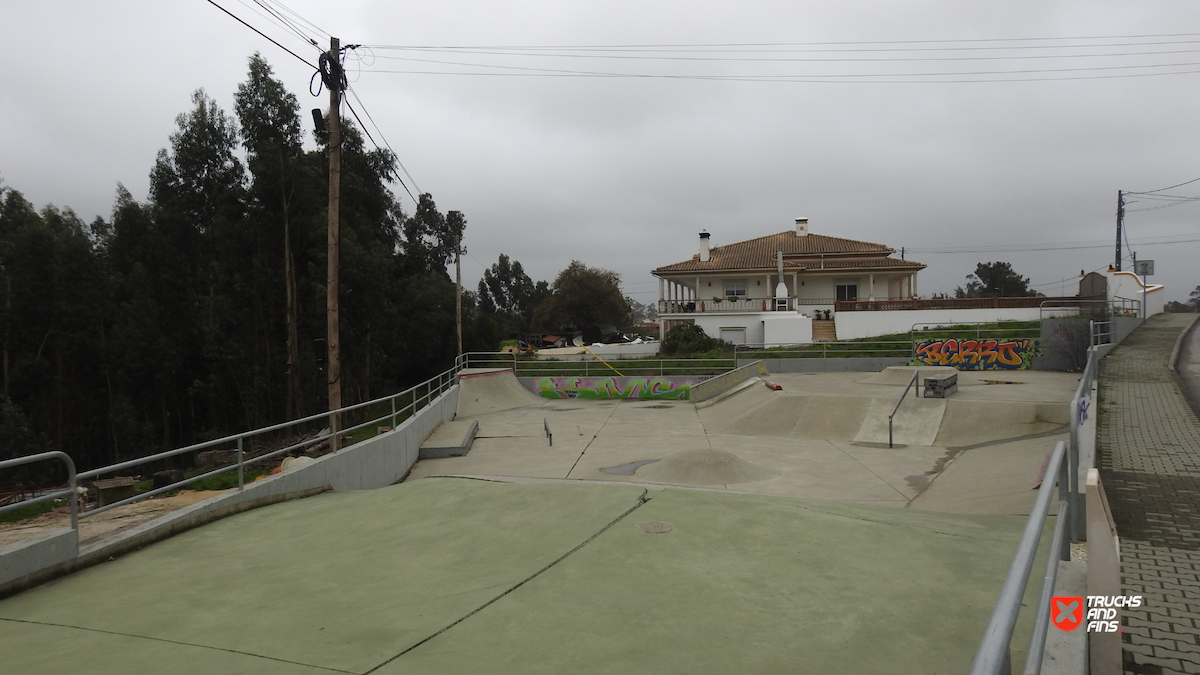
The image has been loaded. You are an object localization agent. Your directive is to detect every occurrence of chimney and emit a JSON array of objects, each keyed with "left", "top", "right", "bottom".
[
  {"left": 795, "top": 217, "right": 809, "bottom": 237},
  {"left": 699, "top": 230, "right": 711, "bottom": 262}
]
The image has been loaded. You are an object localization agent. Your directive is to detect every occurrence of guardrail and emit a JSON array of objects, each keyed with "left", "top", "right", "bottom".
[
  {"left": 0, "top": 452, "right": 78, "bottom": 530},
  {"left": 888, "top": 371, "right": 920, "bottom": 448},
  {"left": 1091, "top": 319, "right": 1113, "bottom": 346},
  {"left": 734, "top": 341, "right": 912, "bottom": 360},
  {"left": 969, "top": 440, "right": 1071, "bottom": 675},
  {"left": 1066, "top": 343, "right": 1102, "bottom": 542},
  {"left": 2, "top": 367, "right": 459, "bottom": 521}
]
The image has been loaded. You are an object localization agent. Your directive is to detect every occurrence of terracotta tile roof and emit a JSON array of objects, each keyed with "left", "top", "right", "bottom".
[{"left": 652, "top": 231, "right": 925, "bottom": 274}]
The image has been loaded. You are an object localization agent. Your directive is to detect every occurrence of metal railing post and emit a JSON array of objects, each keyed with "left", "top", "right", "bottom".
[{"left": 237, "top": 437, "right": 244, "bottom": 490}]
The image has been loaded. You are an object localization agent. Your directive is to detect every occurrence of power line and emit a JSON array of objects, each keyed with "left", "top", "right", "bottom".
[
  {"left": 206, "top": 0, "right": 315, "bottom": 68},
  {"left": 345, "top": 82, "right": 423, "bottom": 198}
]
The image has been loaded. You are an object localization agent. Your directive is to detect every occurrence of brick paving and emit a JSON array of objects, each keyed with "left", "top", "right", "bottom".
[{"left": 1098, "top": 313, "right": 1200, "bottom": 675}]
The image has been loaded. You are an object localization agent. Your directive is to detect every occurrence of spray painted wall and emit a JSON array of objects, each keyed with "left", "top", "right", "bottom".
[
  {"left": 912, "top": 338, "right": 1043, "bottom": 370},
  {"left": 522, "top": 376, "right": 698, "bottom": 400}
]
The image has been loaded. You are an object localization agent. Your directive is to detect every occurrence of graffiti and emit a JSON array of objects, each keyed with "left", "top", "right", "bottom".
[
  {"left": 911, "top": 338, "right": 1043, "bottom": 370},
  {"left": 1077, "top": 398, "right": 1091, "bottom": 425},
  {"left": 531, "top": 376, "right": 693, "bottom": 400}
]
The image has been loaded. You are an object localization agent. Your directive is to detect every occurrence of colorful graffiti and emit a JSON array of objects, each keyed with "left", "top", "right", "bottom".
[
  {"left": 911, "top": 338, "right": 1043, "bottom": 370},
  {"left": 531, "top": 376, "right": 693, "bottom": 400}
]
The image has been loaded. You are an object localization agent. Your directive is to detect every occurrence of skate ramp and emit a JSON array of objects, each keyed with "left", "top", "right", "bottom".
[
  {"left": 789, "top": 396, "right": 872, "bottom": 441},
  {"left": 698, "top": 385, "right": 803, "bottom": 437},
  {"left": 457, "top": 369, "right": 546, "bottom": 417},
  {"left": 852, "top": 397, "right": 947, "bottom": 447},
  {"left": 637, "top": 447, "right": 778, "bottom": 487},
  {"left": 934, "top": 400, "right": 1069, "bottom": 447}
]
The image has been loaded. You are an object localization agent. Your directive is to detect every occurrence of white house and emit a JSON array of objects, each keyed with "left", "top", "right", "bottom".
[{"left": 653, "top": 218, "right": 926, "bottom": 344}]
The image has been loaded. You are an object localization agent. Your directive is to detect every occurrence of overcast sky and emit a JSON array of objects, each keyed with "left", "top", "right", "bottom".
[{"left": 4, "top": 1, "right": 1200, "bottom": 306}]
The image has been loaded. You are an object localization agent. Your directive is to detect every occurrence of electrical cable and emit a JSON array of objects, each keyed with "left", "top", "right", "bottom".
[{"left": 205, "top": 0, "right": 315, "bottom": 68}]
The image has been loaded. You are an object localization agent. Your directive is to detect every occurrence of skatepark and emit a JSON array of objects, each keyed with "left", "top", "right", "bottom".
[{"left": 0, "top": 363, "right": 1080, "bottom": 674}]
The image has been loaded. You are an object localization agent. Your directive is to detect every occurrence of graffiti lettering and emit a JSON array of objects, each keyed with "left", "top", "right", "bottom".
[
  {"left": 911, "top": 338, "right": 1043, "bottom": 370},
  {"left": 532, "top": 376, "right": 693, "bottom": 400}
]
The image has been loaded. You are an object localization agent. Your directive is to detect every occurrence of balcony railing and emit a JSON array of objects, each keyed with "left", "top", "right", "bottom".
[
  {"left": 658, "top": 297, "right": 836, "bottom": 314},
  {"left": 834, "top": 295, "right": 1083, "bottom": 312}
]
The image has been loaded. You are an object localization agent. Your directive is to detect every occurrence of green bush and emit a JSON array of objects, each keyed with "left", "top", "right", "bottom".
[{"left": 661, "top": 324, "right": 717, "bottom": 356}]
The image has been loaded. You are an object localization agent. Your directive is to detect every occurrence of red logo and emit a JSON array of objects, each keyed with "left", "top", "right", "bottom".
[{"left": 1051, "top": 596, "right": 1084, "bottom": 631}]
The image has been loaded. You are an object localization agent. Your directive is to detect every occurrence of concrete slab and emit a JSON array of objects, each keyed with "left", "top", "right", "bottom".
[
  {"left": 419, "top": 419, "right": 479, "bottom": 458},
  {"left": 0, "top": 479, "right": 1052, "bottom": 675}
]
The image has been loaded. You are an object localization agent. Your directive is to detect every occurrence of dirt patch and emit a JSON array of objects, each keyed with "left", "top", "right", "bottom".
[{"left": 0, "top": 490, "right": 227, "bottom": 548}]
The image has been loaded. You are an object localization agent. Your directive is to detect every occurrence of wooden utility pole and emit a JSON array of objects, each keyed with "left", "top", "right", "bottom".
[
  {"left": 455, "top": 239, "right": 463, "bottom": 356},
  {"left": 326, "top": 37, "right": 342, "bottom": 449},
  {"left": 1114, "top": 190, "right": 1125, "bottom": 272}
]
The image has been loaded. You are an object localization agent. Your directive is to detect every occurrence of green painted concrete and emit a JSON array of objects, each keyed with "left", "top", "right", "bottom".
[{"left": 0, "top": 478, "right": 1050, "bottom": 674}]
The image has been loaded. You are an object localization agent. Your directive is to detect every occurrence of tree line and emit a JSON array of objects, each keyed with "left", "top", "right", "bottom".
[{"left": 0, "top": 54, "right": 505, "bottom": 474}]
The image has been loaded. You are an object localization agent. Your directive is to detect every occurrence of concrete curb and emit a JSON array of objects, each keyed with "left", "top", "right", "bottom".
[
  {"left": 1168, "top": 313, "right": 1200, "bottom": 372},
  {"left": 693, "top": 377, "right": 761, "bottom": 409}
]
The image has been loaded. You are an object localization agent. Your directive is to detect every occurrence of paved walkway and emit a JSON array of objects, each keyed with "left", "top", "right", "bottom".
[{"left": 1098, "top": 313, "right": 1200, "bottom": 675}]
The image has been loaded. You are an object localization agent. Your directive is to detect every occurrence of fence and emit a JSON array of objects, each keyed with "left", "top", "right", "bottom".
[
  {"left": 0, "top": 452, "right": 78, "bottom": 530},
  {"left": 968, "top": 441, "right": 1073, "bottom": 675},
  {"left": 2, "top": 367, "right": 459, "bottom": 520},
  {"left": 458, "top": 351, "right": 734, "bottom": 378}
]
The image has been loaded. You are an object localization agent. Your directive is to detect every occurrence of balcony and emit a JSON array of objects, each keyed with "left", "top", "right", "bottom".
[{"left": 658, "top": 297, "right": 836, "bottom": 314}]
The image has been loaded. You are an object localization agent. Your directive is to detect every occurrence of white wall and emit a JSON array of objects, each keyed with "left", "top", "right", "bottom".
[
  {"left": 763, "top": 314, "right": 813, "bottom": 345},
  {"left": 834, "top": 307, "right": 1066, "bottom": 340},
  {"left": 1106, "top": 271, "right": 1165, "bottom": 316},
  {"left": 693, "top": 314, "right": 763, "bottom": 345}
]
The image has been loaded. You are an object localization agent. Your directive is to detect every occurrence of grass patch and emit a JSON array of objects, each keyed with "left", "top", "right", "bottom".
[
  {"left": 0, "top": 499, "right": 57, "bottom": 524},
  {"left": 184, "top": 467, "right": 269, "bottom": 491}
]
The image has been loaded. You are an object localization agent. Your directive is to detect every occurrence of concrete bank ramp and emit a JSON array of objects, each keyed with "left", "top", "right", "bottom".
[
  {"left": 934, "top": 400, "right": 1069, "bottom": 447},
  {"left": 695, "top": 381, "right": 1064, "bottom": 447},
  {"left": 457, "top": 368, "right": 546, "bottom": 417},
  {"left": 852, "top": 397, "right": 947, "bottom": 446}
]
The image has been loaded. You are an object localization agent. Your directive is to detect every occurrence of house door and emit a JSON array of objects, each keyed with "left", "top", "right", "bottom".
[
  {"left": 836, "top": 284, "right": 858, "bottom": 302},
  {"left": 719, "top": 328, "right": 746, "bottom": 345}
]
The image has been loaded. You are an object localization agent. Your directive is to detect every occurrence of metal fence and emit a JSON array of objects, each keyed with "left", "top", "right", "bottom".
[
  {"left": 0, "top": 452, "right": 78, "bottom": 529},
  {"left": 459, "top": 351, "right": 734, "bottom": 378},
  {"left": 968, "top": 441, "right": 1073, "bottom": 675},
  {"left": 733, "top": 340, "right": 912, "bottom": 360},
  {"left": 2, "top": 367, "right": 459, "bottom": 520}
]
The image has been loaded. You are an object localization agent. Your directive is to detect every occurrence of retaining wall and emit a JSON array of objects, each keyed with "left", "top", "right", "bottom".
[
  {"left": 691, "top": 360, "right": 768, "bottom": 402},
  {"left": 0, "top": 386, "right": 458, "bottom": 599},
  {"left": 520, "top": 375, "right": 698, "bottom": 400},
  {"left": 834, "top": 307, "right": 1064, "bottom": 341}
]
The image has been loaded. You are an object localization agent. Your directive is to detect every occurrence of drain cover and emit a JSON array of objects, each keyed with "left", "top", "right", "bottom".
[{"left": 639, "top": 521, "right": 673, "bottom": 534}]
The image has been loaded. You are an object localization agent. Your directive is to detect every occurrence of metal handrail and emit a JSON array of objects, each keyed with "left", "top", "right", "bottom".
[
  {"left": 888, "top": 370, "right": 920, "bottom": 448},
  {"left": 25, "top": 366, "right": 462, "bottom": 519},
  {"left": 969, "top": 441, "right": 1070, "bottom": 675},
  {"left": 734, "top": 341, "right": 912, "bottom": 361},
  {"left": 1064, "top": 345, "right": 1102, "bottom": 542},
  {"left": 0, "top": 451, "right": 78, "bottom": 530}
]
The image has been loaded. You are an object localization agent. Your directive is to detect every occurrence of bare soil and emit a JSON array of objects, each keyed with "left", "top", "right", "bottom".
[{"left": 0, "top": 490, "right": 226, "bottom": 548}]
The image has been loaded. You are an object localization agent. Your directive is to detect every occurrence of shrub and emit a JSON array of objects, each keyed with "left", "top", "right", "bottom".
[{"left": 661, "top": 324, "right": 717, "bottom": 356}]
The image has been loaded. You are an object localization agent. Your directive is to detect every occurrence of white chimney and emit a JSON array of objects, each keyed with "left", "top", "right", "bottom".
[
  {"left": 775, "top": 250, "right": 788, "bottom": 299},
  {"left": 795, "top": 217, "right": 809, "bottom": 237},
  {"left": 699, "top": 230, "right": 711, "bottom": 262}
]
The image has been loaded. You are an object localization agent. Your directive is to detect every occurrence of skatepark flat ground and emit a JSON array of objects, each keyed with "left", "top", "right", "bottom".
[
  {"left": 410, "top": 368, "right": 1079, "bottom": 516},
  {"left": 0, "top": 478, "right": 1051, "bottom": 674}
]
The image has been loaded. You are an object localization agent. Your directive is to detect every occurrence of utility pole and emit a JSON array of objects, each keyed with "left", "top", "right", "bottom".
[
  {"left": 455, "top": 239, "right": 463, "bottom": 356},
  {"left": 326, "top": 37, "right": 342, "bottom": 449},
  {"left": 1114, "top": 190, "right": 1124, "bottom": 271}
]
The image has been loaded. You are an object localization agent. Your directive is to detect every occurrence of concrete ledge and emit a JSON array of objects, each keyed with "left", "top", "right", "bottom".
[
  {"left": 0, "top": 528, "right": 77, "bottom": 589},
  {"left": 692, "top": 360, "right": 767, "bottom": 402},
  {"left": 1042, "top": 560, "right": 1088, "bottom": 675},
  {"left": 420, "top": 420, "right": 479, "bottom": 458}
]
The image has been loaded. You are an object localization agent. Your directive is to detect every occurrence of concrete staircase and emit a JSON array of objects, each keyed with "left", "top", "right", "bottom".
[{"left": 811, "top": 319, "right": 837, "bottom": 342}]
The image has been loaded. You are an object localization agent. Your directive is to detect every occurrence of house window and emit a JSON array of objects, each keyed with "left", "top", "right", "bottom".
[
  {"left": 723, "top": 280, "right": 747, "bottom": 297},
  {"left": 836, "top": 284, "right": 858, "bottom": 301}
]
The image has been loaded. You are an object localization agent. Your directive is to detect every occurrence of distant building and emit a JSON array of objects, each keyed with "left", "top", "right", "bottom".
[{"left": 652, "top": 218, "right": 925, "bottom": 344}]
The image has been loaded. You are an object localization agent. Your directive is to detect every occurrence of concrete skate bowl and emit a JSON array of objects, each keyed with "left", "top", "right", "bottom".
[
  {"left": 697, "top": 384, "right": 1068, "bottom": 448},
  {"left": 456, "top": 368, "right": 547, "bottom": 417}
]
